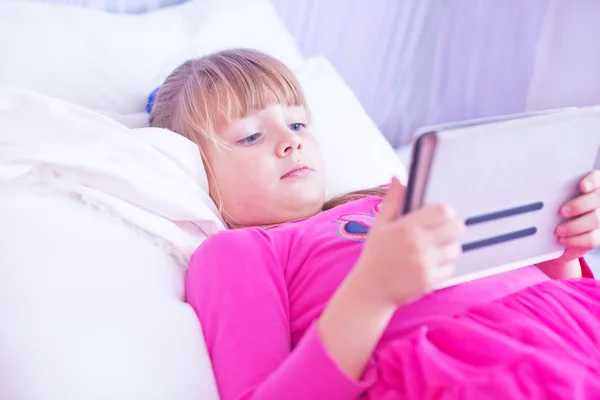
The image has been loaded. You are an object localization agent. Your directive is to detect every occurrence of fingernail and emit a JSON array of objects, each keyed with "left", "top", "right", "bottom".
[
  {"left": 561, "top": 206, "right": 571, "bottom": 217},
  {"left": 556, "top": 226, "right": 567, "bottom": 236},
  {"left": 583, "top": 181, "right": 592, "bottom": 192}
]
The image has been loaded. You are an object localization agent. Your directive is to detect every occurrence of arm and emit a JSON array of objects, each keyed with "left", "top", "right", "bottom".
[
  {"left": 185, "top": 231, "right": 370, "bottom": 400},
  {"left": 320, "top": 180, "right": 463, "bottom": 381},
  {"left": 187, "top": 179, "right": 464, "bottom": 398},
  {"left": 318, "top": 265, "right": 397, "bottom": 380}
]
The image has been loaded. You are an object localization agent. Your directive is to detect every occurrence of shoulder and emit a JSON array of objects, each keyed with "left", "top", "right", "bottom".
[
  {"left": 185, "top": 229, "right": 293, "bottom": 351},
  {"left": 187, "top": 228, "right": 281, "bottom": 290},
  {"left": 193, "top": 228, "right": 272, "bottom": 257}
]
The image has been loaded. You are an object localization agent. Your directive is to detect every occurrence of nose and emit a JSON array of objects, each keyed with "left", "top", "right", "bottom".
[{"left": 276, "top": 129, "right": 302, "bottom": 157}]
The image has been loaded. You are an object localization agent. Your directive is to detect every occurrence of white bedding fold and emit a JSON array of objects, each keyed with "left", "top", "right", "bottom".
[{"left": 0, "top": 86, "right": 225, "bottom": 264}]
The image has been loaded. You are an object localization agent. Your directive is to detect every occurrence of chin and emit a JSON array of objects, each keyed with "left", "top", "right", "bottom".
[
  {"left": 267, "top": 195, "right": 323, "bottom": 225},
  {"left": 227, "top": 199, "right": 323, "bottom": 229},
  {"left": 290, "top": 196, "right": 325, "bottom": 218}
]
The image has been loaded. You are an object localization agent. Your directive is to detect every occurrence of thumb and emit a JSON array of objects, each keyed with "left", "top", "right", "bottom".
[{"left": 377, "top": 177, "right": 404, "bottom": 222}]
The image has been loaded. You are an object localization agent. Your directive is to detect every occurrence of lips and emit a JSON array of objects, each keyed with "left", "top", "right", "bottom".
[{"left": 281, "top": 165, "right": 312, "bottom": 179}]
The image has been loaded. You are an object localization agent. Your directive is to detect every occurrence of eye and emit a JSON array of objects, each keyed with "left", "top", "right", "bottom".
[
  {"left": 238, "top": 133, "right": 262, "bottom": 146},
  {"left": 288, "top": 123, "right": 306, "bottom": 133}
]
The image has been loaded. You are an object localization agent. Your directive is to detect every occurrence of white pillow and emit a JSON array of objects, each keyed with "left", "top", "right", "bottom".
[
  {"left": 0, "top": 86, "right": 225, "bottom": 399},
  {"left": 0, "top": 0, "right": 304, "bottom": 115},
  {"left": 0, "top": 185, "right": 219, "bottom": 400},
  {"left": 296, "top": 57, "right": 408, "bottom": 195}
]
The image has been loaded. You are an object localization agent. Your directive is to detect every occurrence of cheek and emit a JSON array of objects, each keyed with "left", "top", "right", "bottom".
[
  {"left": 304, "top": 139, "right": 324, "bottom": 166},
  {"left": 211, "top": 156, "right": 273, "bottom": 199}
]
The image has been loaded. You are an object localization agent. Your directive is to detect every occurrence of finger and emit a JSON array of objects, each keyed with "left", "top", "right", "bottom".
[
  {"left": 561, "top": 189, "right": 600, "bottom": 218},
  {"left": 557, "top": 209, "right": 600, "bottom": 237},
  {"left": 429, "top": 219, "right": 466, "bottom": 245},
  {"left": 431, "top": 263, "right": 455, "bottom": 285},
  {"left": 408, "top": 203, "right": 457, "bottom": 229},
  {"left": 559, "top": 229, "right": 600, "bottom": 249},
  {"left": 580, "top": 170, "right": 600, "bottom": 193},
  {"left": 377, "top": 176, "right": 405, "bottom": 222},
  {"left": 433, "top": 242, "right": 463, "bottom": 266}
]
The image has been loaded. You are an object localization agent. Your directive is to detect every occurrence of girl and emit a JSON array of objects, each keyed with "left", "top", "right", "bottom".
[{"left": 149, "top": 49, "right": 600, "bottom": 399}]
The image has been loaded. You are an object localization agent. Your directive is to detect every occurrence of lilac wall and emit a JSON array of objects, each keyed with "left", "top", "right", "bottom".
[
  {"left": 273, "top": 0, "right": 548, "bottom": 146},
  {"left": 527, "top": 0, "right": 600, "bottom": 112}
]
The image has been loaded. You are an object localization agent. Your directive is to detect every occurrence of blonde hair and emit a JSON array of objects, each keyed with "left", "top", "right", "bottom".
[
  {"left": 149, "top": 48, "right": 306, "bottom": 148},
  {"left": 149, "top": 48, "right": 385, "bottom": 218}
]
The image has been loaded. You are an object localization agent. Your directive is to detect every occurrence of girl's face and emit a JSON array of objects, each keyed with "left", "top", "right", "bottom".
[{"left": 203, "top": 104, "right": 326, "bottom": 227}]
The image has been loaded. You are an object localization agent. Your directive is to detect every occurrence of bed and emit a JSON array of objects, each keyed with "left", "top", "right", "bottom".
[{"left": 1, "top": 0, "right": 599, "bottom": 399}]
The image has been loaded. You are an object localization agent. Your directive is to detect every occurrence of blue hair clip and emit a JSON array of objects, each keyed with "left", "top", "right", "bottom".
[{"left": 146, "top": 87, "right": 160, "bottom": 114}]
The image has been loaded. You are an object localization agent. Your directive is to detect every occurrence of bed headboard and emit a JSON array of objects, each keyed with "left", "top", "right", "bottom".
[{"left": 25, "top": 0, "right": 551, "bottom": 147}]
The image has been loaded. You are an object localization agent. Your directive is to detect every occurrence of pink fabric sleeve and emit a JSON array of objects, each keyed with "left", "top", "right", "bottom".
[{"left": 185, "top": 230, "right": 369, "bottom": 400}]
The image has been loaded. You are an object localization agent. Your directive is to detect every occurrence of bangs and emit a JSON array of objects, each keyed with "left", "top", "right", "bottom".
[
  {"left": 203, "top": 51, "right": 307, "bottom": 127},
  {"left": 217, "top": 69, "right": 303, "bottom": 125},
  {"left": 176, "top": 49, "right": 308, "bottom": 148}
]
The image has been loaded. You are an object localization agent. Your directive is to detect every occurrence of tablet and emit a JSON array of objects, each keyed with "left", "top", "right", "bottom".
[{"left": 403, "top": 107, "right": 600, "bottom": 288}]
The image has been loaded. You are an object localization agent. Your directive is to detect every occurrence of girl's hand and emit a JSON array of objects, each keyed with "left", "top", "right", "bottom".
[
  {"left": 551, "top": 170, "right": 600, "bottom": 263},
  {"left": 354, "top": 177, "right": 465, "bottom": 306},
  {"left": 318, "top": 177, "right": 464, "bottom": 380}
]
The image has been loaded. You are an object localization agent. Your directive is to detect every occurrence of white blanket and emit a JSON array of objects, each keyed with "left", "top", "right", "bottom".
[{"left": 0, "top": 86, "right": 225, "bottom": 265}]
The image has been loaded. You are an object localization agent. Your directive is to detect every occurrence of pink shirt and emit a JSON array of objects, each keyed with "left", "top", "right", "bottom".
[{"left": 185, "top": 196, "right": 593, "bottom": 400}]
